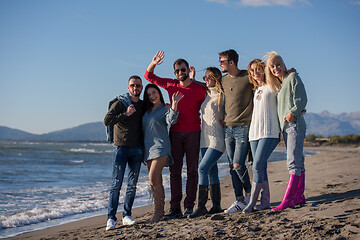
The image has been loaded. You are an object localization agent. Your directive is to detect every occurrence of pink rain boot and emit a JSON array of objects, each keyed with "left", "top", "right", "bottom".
[
  {"left": 272, "top": 174, "right": 300, "bottom": 211},
  {"left": 294, "top": 171, "right": 306, "bottom": 205}
]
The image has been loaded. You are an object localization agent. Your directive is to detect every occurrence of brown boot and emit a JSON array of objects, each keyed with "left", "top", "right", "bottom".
[{"left": 149, "top": 184, "right": 165, "bottom": 223}]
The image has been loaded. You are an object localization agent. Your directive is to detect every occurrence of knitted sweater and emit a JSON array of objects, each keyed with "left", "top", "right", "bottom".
[
  {"left": 200, "top": 87, "right": 225, "bottom": 152},
  {"left": 249, "top": 85, "right": 280, "bottom": 141},
  {"left": 277, "top": 73, "right": 307, "bottom": 131}
]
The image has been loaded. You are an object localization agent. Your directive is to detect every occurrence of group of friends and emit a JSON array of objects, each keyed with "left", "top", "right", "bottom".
[{"left": 103, "top": 49, "right": 308, "bottom": 231}]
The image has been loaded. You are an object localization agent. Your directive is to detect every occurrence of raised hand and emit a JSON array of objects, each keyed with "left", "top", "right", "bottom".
[
  {"left": 171, "top": 91, "right": 184, "bottom": 111},
  {"left": 152, "top": 51, "right": 165, "bottom": 66},
  {"left": 189, "top": 66, "right": 196, "bottom": 79}
]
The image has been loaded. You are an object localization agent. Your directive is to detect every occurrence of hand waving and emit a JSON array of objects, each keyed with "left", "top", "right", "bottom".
[
  {"left": 171, "top": 91, "right": 184, "bottom": 111},
  {"left": 152, "top": 51, "right": 165, "bottom": 66}
]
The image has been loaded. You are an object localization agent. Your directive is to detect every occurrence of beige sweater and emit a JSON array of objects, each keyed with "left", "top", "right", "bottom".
[{"left": 200, "top": 87, "right": 225, "bottom": 152}]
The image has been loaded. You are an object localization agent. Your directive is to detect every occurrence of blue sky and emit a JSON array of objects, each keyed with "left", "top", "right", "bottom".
[{"left": 0, "top": 0, "right": 359, "bottom": 134}]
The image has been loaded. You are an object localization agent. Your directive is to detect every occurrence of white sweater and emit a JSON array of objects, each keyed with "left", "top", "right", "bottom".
[
  {"left": 249, "top": 85, "right": 280, "bottom": 141},
  {"left": 200, "top": 87, "right": 225, "bottom": 152}
]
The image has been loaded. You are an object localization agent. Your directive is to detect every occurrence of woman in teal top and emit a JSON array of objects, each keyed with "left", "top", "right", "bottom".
[
  {"left": 142, "top": 83, "right": 183, "bottom": 222},
  {"left": 264, "top": 51, "right": 307, "bottom": 211}
]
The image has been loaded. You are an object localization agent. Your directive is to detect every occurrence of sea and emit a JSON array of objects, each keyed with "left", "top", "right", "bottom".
[{"left": 0, "top": 140, "right": 319, "bottom": 238}]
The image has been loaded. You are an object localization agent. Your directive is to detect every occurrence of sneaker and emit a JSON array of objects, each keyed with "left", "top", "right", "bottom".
[
  {"left": 122, "top": 216, "right": 136, "bottom": 226},
  {"left": 224, "top": 200, "right": 246, "bottom": 213},
  {"left": 164, "top": 208, "right": 183, "bottom": 220},
  {"left": 183, "top": 207, "right": 194, "bottom": 217},
  {"left": 106, "top": 219, "right": 115, "bottom": 231},
  {"left": 245, "top": 192, "right": 251, "bottom": 205}
]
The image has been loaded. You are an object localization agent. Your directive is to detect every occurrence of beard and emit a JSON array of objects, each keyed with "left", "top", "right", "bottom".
[
  {"left": 177, "top": 73, "right": 189, "bottom": 82},
  {"left": 130, "top": 89, "right": 141, "bottom": 97},
  {"left": 221, "top": 69, "right": 228, "bottom": 73}
]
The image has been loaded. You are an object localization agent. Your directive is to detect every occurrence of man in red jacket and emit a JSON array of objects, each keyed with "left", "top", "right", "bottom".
[{"left": 144, "top": 51, "right": 206, "bottom": 219}]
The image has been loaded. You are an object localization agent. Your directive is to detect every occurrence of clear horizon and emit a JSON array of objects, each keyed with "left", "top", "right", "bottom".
[{"left": 1, "top": 0, "right": 359, "bottom": 134}]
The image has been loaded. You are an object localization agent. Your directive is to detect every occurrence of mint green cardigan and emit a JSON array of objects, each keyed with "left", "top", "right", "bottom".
[{"left": 277, "top": 72, "right": 307, "bottom": 131}]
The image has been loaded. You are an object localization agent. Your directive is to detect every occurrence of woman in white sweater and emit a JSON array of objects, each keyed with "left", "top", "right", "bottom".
[
  {"left": 243, "top": 59, "right": 280, "bottom": 213},
  {"left": 190, "top": 67, "right": 225, "bottom": 218}
]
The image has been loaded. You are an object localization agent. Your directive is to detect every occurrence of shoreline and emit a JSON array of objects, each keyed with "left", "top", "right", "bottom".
[{"left": 6, "top": 146, "right": 360, "bottom": 239}]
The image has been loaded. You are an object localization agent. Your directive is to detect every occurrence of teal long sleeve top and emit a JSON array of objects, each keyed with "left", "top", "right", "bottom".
[{"left": 277, "top": 72, "right": 307, "bottom": 131}]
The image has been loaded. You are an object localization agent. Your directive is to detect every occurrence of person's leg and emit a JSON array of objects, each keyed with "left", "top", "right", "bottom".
[
  {"left": 166, "top": 131, "right": 184, "bottom": 218},
  {"left": 122, "top": 147, "right": 142, "bottom": 218},
  {"left": 147, "top": 156, "right": 168, "bottom": 222},
  {"left": 272, "top": 126, "right": 301, "bottom": 211},
  {"left": 244, "top": 138, "right": 278, "bottom": 213},
  {"left": 206, "top": 149, "right": 223, "bottom": 214},
  {"left": 224, "top": 126, "right": 244, "bottom": 201},
  {"left": 108, "top": 146, "right": 128, "bottom": 222},
  {"left": 183, "top": 131, "right": 200, "bottom": 213},
  {"left": 232, "top": 126, "right": 251, "bottom": 201}
]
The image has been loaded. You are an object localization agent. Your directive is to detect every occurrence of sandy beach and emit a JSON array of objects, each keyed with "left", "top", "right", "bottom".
[{"left": 8, "top": 146, "right": 360, "bottom": 240}]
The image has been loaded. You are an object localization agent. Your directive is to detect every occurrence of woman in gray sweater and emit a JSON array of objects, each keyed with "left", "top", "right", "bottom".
[{"left": 142, "top": 84, "right": 183, "bottom": 222}]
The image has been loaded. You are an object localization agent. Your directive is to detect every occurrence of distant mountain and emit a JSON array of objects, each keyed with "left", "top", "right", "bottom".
[
  {"left": 0, "top": 122, "right": 107, "bottom": 141},
  {"left": 1, "top": 111, "right": 359, "bottom": 141},
  {"left": 304, "top": 111, "right": 360, "bottom": 137}
]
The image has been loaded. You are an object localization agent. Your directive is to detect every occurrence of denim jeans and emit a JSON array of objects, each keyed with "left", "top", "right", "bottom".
[
  {"left": 250, "top": 138, "right": 279, "bottom": 183},
  {"left": 282, "top": 122, "right": 306, "bottom": 176},
  {"left": 224, "top": 126, "right": 251, "bottom": 200},
  {"left": 108, "top": 146, "right": 143, "bottom": 221},
  {"left": 198, "top": 148, "right": 223, "bottom": 185}
]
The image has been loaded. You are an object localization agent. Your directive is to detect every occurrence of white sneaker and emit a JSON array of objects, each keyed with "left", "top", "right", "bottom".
[
  {"left": 122, "top": 216, "right": 136, "bottom": 226},
  {"left": 106, "top": 219, "right": 115, "bottom": 231},
  {"left": 224, "top": 200, "right": 246, "bottom": 213},
  {"left": 245, "top": 192, "right": 251, "bottom": 205}
]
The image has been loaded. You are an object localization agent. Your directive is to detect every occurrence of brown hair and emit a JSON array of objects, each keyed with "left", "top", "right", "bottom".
[
  {"left": 173, "top": 58, "right": 189, "bottom": 69},
  {"left": 247, "top": 59, "right": 265, "bottom": 90},
  {"left": 205, "top": 67, "right": 224, "bottom": 109},
  {"left": 218, "top": 49, "right": 239, "bottom": 66}
]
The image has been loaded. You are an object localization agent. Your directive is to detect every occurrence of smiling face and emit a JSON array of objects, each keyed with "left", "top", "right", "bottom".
[
  {"left": 204, "top": 70, "right": 216, "bottom": 88},
  {"left": 128, "top": 78, "right": 143, "bottom": 97},
  {"left": 146, "top": 87, "right": 161, "bottom": 106},
  {"left": 269, "top": 56, "right": 286, "bottom": 79},
  {"left": 218, "top": 56, "right": 230, "bottom": 73},
  {"left": 250, "top": 63, "right": 264, "bottom": 84},
  {"left": 174, "top": 62, "right": 189, "bottom": 82}
]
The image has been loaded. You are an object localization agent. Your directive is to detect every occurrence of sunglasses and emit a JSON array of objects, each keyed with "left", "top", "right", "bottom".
[
  {"left": 174, "top": 68, "right": 187, "bottom": 75},
  {"left": 219, "top": 59, "right": 229, "bottom": 65},
  {"left": 256, "top": 89, "right": 263, "bottom": 100},
  {"left": 203, "top": 76, "right": 210, "bottom": 81},
  {"left": 129, "top": 84, "right": 142, "bottom": 88}
]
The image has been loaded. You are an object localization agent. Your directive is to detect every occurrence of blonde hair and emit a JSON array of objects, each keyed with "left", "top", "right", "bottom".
[
  {"left": 247, "top": 59, "right": 265, "bottom": 90},
  {"left": 263, "top": 51, "right": 287, "bottom": 92},
  {"left": 205, "top": 67, "right": 224, "bottom": 109}
]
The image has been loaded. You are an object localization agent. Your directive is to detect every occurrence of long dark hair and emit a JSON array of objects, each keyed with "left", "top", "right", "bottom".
[{"left": 143, "top": 84, "right": 165, "bottom": 111}]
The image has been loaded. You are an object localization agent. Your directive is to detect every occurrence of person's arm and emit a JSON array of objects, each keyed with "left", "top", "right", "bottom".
[
  {"left": 104, "top": 101, "right": 137, "bottom": 126},
  {"left": 166, "top": 91, "right": 184, "bottom": 125},
  {"left": 285, "top": 74, "right": 307, "bottom": 122},
  {"left": 146, "top": 51, "right": 164, "bottom": 73}
]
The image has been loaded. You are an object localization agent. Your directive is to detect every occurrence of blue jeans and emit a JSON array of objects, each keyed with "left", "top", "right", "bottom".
[
  {"left": 198, "top": 148, "right": 223, "bottom": 185},
  {"left": 250, "top": 138, "right": 279, "bottom": 183},
  {"left": 224, "top": 126, "right": 251, "bottom": 200},
  {"left": 108, "top": 146, "right": 143, "bottom": 221},
  {"left": 283, "top": 122, "right": 306, "bottom": 176}
]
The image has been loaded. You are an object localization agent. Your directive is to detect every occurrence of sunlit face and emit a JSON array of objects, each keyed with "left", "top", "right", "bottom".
[
  {"left": 128, "top": 78, "right": 143, "bottom": 97},
  {"left": 146, "top": 87, "right": 161, "bottom": 105},
  {"left": 218, "top": 56, "right": 230, "bottom": 73},
  {"left": 174, "top": 63, "right": 189, "bottom": 82},
  {"left": 250, "top": 63, "right": 264, "bottom": 83},
  {"left": 269, "top": 57, "right": 286, "bottom": 78},
  {"left": 203, "top": 70, "right": 216, "bottom": 88}
]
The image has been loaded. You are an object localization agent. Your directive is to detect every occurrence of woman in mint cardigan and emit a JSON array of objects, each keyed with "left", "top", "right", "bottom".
[{"left": 264, "top": 51, "right": 307, "bottom": 211}]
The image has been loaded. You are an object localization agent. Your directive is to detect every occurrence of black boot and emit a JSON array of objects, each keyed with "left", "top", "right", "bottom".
[
  {"left": 189, "top": 185, "right": 208, "bottom": 218},
  {"left": 208, "top": 184, "right": 222, "bottom": 214}
]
